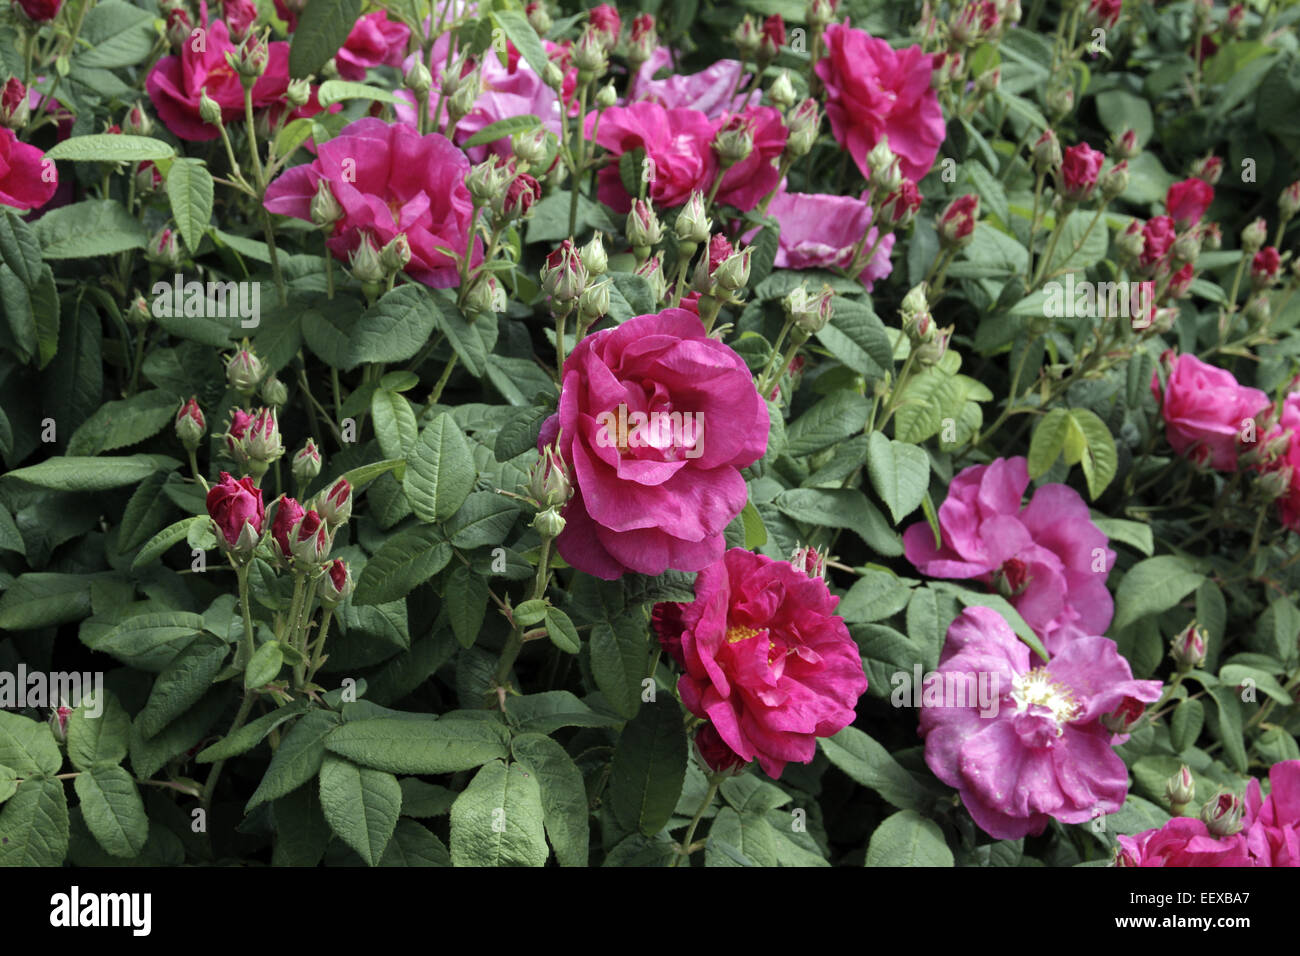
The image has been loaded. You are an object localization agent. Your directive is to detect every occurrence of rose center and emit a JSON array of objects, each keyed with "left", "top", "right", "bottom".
[{"left": 1010, "top": 668, "right": 1080, "bottom": 734}]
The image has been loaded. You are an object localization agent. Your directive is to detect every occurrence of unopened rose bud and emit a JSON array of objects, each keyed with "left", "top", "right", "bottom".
[
  {"left": 1241, "top": 217, "right": 1268, "bottom": 255},
  {"left": 573, "top": 27, "right": 609, "bottom": 79},
  {"left": 578, "top": 278, "right": 611, "bottom": 323},
  {"left": 1243, "top": 294, "right": 1270, "bottom": 327},
  {"left": 1100, "top": 696, "right": 1146, "bottom": 735},
  {"left": 543, "top": 61, "right": 564, "bottom": 91},
  {"left": 974, "top": 67, "right": 1000, "bottom": 94},
  {"left": 626, "top": 199, "right": 662, "bottom": 252},
  {"left": 285, "top": 78, "right": 311, "bottom": 108},
  {"left": 532, "top": 506, "right": 566, "bottom": 539},
  {"left": 513, "top": 127, "right": 550, "bottom": 168},
  {"left": 348, "top": 233, "right": 385, "bottom": 283},
  {"left": 1100, "top": 160, "right": 1129, "bottom": 200},
  {"left": 147, "top": 226, "right": 183, "bottom": 268},
  {"left": 175, "top": 398, "right": 205, "bottom": 450},
  {"left": 167, "top": 8, "right": 193, "bottom": 51},
  {"left": 122, "top": 101, "right": 152, "bottom": 136},
  {"left": 292, "top": 439, "right": 322, "bottom": 484},
  {"left": 881, "top": 180, "right": 922, "bottom": 229},
  {"left": 463, "top": 274, "right": 505, "bottom": 315},
  {"left": 318, "top": 477, "right": 352, "bottom": 526},
  {"left": 1223, "top": 2, "right": 1245, "bottom": 37},
  {"left": 230, "top": 32, "right": 269, "bottom": 85},
  {"left": 319, "top": 557, "right": 354, "bottom": 608},
  {"left": 1116, "top": 219, "right": 1145, "bottom": 261},
  {"left": 380, "top": 233, "right": 413, "bottom": 274},
  {"left": 789, "top": 544, "right": 827, "bottom": 579},
  {"left": 0, "top": 77, "right": 30, "bottom": 130},
  {"left": 1032, "top": 129, "right": 1062, "bottom": 176},
  {"left": 466, "top": 155, "right": 512, "bottom": 205},
  {"left": 404, "top": 60, "right": 432, "bottom": 96},
  {"left": 784, "top": 98, "right": 819, "bottom": 158},
  {"left": 1112, "top": 128, "right": 1139, "bottom": 161},
  {"left": 1251, "top": 246, "right": 1281, "bottom": 290},
  {"left": 129, "top": 294, "right": 152, "bottom": 327},
  {"left": 290, "top": 509, "right": 332, "bottom": 564},
  {"left": 595, "top": 81, "right": 617, "bottom": 109},
  {"left": 245, "top": 406, "right": 283, "bottom": 463},
  {"left": 199, "top": 88, "right": 224, "bottom": 127},
  {"left": 310, "top": 180, "right": 343, "bottom": 228},
  {"left": 713, "top": 245, "right": 752, "bottom": 293},
  {"left": 1166, "top": 765, "right": 1195, "bottom": 814},
  {"left": 1170, "top": 622, "right": 1207, "bottom": 672},
  {"left": 135, "top": 161, "right": 163, "bottom": 196},
  {"left": 1172, "top": 229, "right": 1202, "bottom": 266},
  {"left": 770, "top": 70, "right": 796, "bottom": 109},
  {"left": 526, "top": 0, "right": 552, "bottom": 35},
  {"left": 447, "top": 74, "right": 479, "bottom": 125},
  {"left": 938, "top": 194, "right": 979, "bottom": 249},
  {"left": 870, "top": 158, "right": 903, "bottom": 197},
  {"left": 1201, "top": 221, "right": 1222, "bottom": 251},
  {"left": 1200, "top": 790, "right": 1244, "bottom": 837},
  {"left": 732, "top": 15, "right": 761, "bottom": 59},
  {"left": 529, "top": 443, "right": 573, "bottom": 508},
  {"left": 1045, "top": 84, "right": 1074, "bottom": 118},
  {"left": 260, "top": 372, "right": 288, "bottom": 407},
  {"left": 542, "top": 239, "right": 587, "bottom": 303},
  {"left": 1257, "top": 464, "right": 1292, "bottom": 501},
  {"left": 579, "top": 233, "right": 608, "bottom": 276},
  {"left": 48, "top": 703, "right": 72, "bottom": 744},
  {"left": 713, "top": 115, "right": 755, "bottom": 167},
  {"left": 1279, "top": 180, "right": 1300, "bottom": 222},
  {"left": 913, "top": 325, "right": 952, "bottom": 366},
  {"left": 628, "top": 13, "right": 658, "bottom": 67},
  {"left": 806, "top": 0, "right": 835, "bottom": 29},
  {"left": 635, "top": 253, "right": 667, "bottom": 301},
  {"left": 675, "top": 192, "right": 712, "bottom": 246}
]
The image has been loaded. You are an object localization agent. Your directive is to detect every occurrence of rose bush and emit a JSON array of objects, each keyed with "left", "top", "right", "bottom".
[{"left": 0, "top": 0, "right": 1297, "bottom": 875}]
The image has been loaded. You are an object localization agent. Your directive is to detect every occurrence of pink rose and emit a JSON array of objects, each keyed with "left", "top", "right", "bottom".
[
  {"left": 1165, "top": 177, "right": 1214, "bottom": 229},
  {"left": 713, "top": 106, "right": 787, "bottom": 211},
  {"left": 16, "top": 0, "right": 61, "bottom": 20},
  {"left": 586, "top": 102, "right": 718, "bottom": 212},
  {"left": 629, "top": 49, "right": 759, "bottom": 118},
  {"left": 263, "top": 118, "right": 480, "bottom": 288},
  {"left": 1116, "top": 818, "right": 1252, "bottom": 867},
  {"left": 146, "top": 18, "right": 292, "bottom": 141},
  {"left": 0, "top": 127, "right": 57, "bottom": 210},
  {"left": 206, "top": 472, "right": 265, "bottom": 548},
  {"left": 657, "top": 548, "right": 867, "bottom": 778},
  {"left": 920, "top": 607, "right": 1162, "bottom": 840},
  {"left": 541, "top": 309, "right": 768, "bottom": 579},
  {"left": 1060, "top": 142, "right": 1104, "bottom": 201},
  {"left": 336, "top": 11, "right": 412, "bottom": 82},
  {"left": 1151, "top": 352, "right": 1269, "bottom": 472},
  {"left": 271, "top": 496, "right": 305, "bottom": 559},
  {"left": 589, "top": 3, "right": 621, "bottom": 45},
  {"left": 222, "top": 0, "right": 258, "bottom": 40},
  {"left": 755, "top": 188, "right": 896, "bottom": 290},
  {"left": 447, "top": 52, "right": 563, "bottom": 163},
  {"left": 1242, "top": 760, "right": 1300, "bottom": 866},
  {"left": 903, "top": 457, "right": 1116, "bottom": 652},
  {"left": 814, "top": 22, "right": 946, "bottom": 182}
]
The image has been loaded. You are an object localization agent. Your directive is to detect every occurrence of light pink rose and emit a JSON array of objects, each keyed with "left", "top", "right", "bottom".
[
  {"left": 1151, "top": 352, "right": 1269, "bottom": 472},
  {"left": 756, "top": 188, "right": 896, "bottom": 290},
  {"left": 629, "top": 47, "right": 759, "bottom": 118}
]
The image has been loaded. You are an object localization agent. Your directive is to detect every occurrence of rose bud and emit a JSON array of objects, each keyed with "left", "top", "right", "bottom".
[
  {"left": 0, "top": 77, "right": 31, "bottom": 130},
  {"left": 230, "top": 32, "right": 270, "bottom": 85},
  {"left": 694, "top": 233, "right": 733, "bottom": 292},
  {"left": 319, "top": 558, "right": 354, "bottom": 608},
  {"left": 626, "top": 199, "right": 663, "bottom": 255},
  {"left": 881, "top": 179, "right": 923, "bottom": 229},
  {"left": 532, "top": 506, "right": 566, "bottom": 539},
  {"left": 17, "top": 0, "right": 63, "bottom": 22},
  {"left": 731, "top": 15, "right": 762, "bottom": 59},
  {"left": 594, "top": 80, "right": 617, "bottom": 109},
  {"left": 635, "top": 252, "right": 668, "bottom": 301},
  {"left": 512, "top": 127, "right": 550, "bottom": 168},
  {"left": 526, "top": 1, "right": 552, "bottom": 36},
  {"left": 226, "top": 347, "right": 263, "bottom": 396},
  {"left": 134, "top": 160, "right": 164, "bottom": 197},
  {"left": 1200, "top": 790, "right": 1245, "bottom": 837},
  {"left": 292, "top": 439, "right": 322, "bottom": 485},
  {"left": 348, "top": 232, "right": 385, "bottom": 283},
  {"left": 1166, "top": 765, "right": 1196, "bottom": 813},
  {"left": 573, "top": 27, "right": 609, "bottom": 80},
  {"left": 128, "top": 294, "right": 152, "bottom": 327},
  {"left": 1223, "top": 2, "right": 1245, "bottom": 37},
  {"left": 938, "top": 194, "right": 979, "bottom": 249},
  {"left": 529, "top": 442, "right": 573, "bottom": 508},
  {"left": 1111, "top": 127, "right": 1139, "bottom": 160},
  {"left": 245, "top": 407, "right": 283, "bottom": 463},
  {"left": 48, "top": 702, "right": 72, "bottom": 743},
  {"left": 1085, "top": 0, "right": 1121, "bottom": 30},
  {"left": 260, "top": 372, "right": 288, "bottom": 408},
  {"left": 542, "top": 239, "right": 588, "bottom": 303},
  {"left": 1201, "top": 221, "right": 1222, "bottom": 250},
  {"left": 1099, "top": 696, "right": 1146, "bottom": 735},
  {"left": 1116, "top": 219, "right": 1145, "bottom": 262},
  {"left": 466, "top": 155, "right": 512, "bottom": 204},
  {"left": 1244, "top": 294, "right": 1271, "bottom": 329},
  {"left": 628, "top": 13, "right": 658, "bottom": 68},
  {"left": 318, "top": 477, "right": 352, "bottom": 527},
  {"left": 1100, "top": 160, "right": 1129, "bottom": 200},
  {"left": 769, "top": 70, "right": 796, "bottom": 109},
  {"left": 1251, "top": 246, "right": 1281, "bottom": 290},
  {"left": 1031, "top": 128, "right": 1062, "bottom": 176},
  {"left": 291, "top": 509, "right": 332, "bottom": 564},
  {"left": 758, "top": 14, "right": 786, "bottom": 64},
  {"left": 147, "top": 226, "right": 183, "bottom": 268},
  {"left": 789, "top": 544, "right": 828, "bottom": 579},
  {"left": 310, "top": 180, "right": 344, "bottom": 228},
  {"left": 1241, "top": 217, "right": 1268, "bottom": 255},
  {"left": 1279, "top": 180, "right": 1300, "bottom": 223},
  {"left": 503, "top": 173, "right": 541, "bottom": 220},
  {"left": 579, "top": 232, "right": 608, "bottom": 276},
  {"left": 577, "top": 278, "right": 611, "bottom": 324},
  {"left": 379, "top": 233, "right": 413, "bottom": 275},
  {"left": 806, "top": 0, "right": 836, "bottom": 30},
  {"left": 674, "top": 191, "right": 712, "bottom": 246},
  {"left": 207, "top": 472, "right": 266, "bottom": 555},
  {"left": 713, "top": 244, "right": 752, "bottom": 293},
  {"left": 404, "top": 60, "right": 432, "bottom": 97},
  {"left": 784, "top": 98, "right": 820, "bottom": 158},
  {"left": 271, "top": 496, "right": 305, "bottom": 559},
  {"left": 914, "top": 325, "right": 953, "bottom": 367},
  {"left": 713, "top": 114, "right": 755, "bottom": 167},
  {"left": 1257, "top": 464, "right": 1292, "bottom": 501},
  {"left": 225, "top": 408, "right": 253, "bottom": 464},
  {"left": 285, "top": 78, "right": 311, "bottom": 109},
  {"left": 694, "top": 722, "right": 747, "bottom": 775},
  {"left": 869, "top": 155, "right": 903, "bottom": 197},
  {"left": 1171, "top": 230, "right": 1201, "bottom": 267},
  {"left": 786, "top": 284, "right": 834, "bottom": 335},
  {"left": 175, "top": 398, "right": 206, "bottom": 450},
  {"left": 464, "top": 273, "right": 505, "bottom": 315},
  {"left": 588, "top": 3, "right": 621, "bottom": 49},
  {"left": 167, "top": 8, "right": 194, "bottom": 52},
  {"left": 1170, "top": 622, "right": 1207, "bottom": 672},
  {"left": 1045, "top": 84, "right": 1074, "bottom": 118},
  {"left": 1168, "top": 263, "right": 1194, "bottom": 299},
  {"left": 1190, "top": 154, "right": 1223, "bottom": 185},
  {"left": 1059, "top": 142, "right": 1105, "bottom": 202}
]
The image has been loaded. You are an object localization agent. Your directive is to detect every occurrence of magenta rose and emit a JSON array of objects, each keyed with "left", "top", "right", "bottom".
[
  {"left": 146, "top": 18, "right": 291, "bottom": 141},
  {"left": 206, "top": 472, "right": 265, "bottom": 548},
  {"left": 1060, "top": 142, "right": 1104, "bottom": 201},
  {"left": 1242, "top": 760, "right": 1300, "bottom": 866},
  {"left": 263, "top": 118, "right": 480, "bottom": 288},
  {"left": 587, "top": 102, "right": 719, "bottom": 213},
  {"left": 713, "top": 106, "right": 787, "bottom": 211},
  {"left": 903, "top": 456, "right": 1116, "bottom": 652},
  {"left": 752, "top": 188, "right": 895, "bottom": 290},
  {"left": 1139, "top": 215, "right": 1175, "bottom": 271},
  {"left": 920, "top": 607, "right": 1161, "bottom": 840},
  {"left": 541, "top": 308, "right": 768, "bottom": 579},
  {"left": 445, "top": 51, "right": 563, "bottom": 163},
  {"left": 271, "top": 496, "right": 305, "bottom": 559},
  {"left": 16, "top": 0, "right": 61, "bottom": 20},
  {"left": 657, "top": 548, "right": 867, "bottom": 779},
  {"left": 1116, "top": 818, "right": 1252, "bottom": 867},
  {"left": 1151, "top": 352, "right": 1269, "bottom": 471},
  {"left": 0, "top": 127, "right": 57, "bottom": 210},
  {"left": 1165, "top": 177, "right": 1214, "bottom": 229},
  {"left": 336, "top": 11, "right": 411, "bottom": 81},
  {"left": 815, "top": 22, "right": 945, "bottom": 182}
]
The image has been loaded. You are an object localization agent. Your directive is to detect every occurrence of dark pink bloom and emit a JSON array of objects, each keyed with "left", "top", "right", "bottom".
[
  {"left": 263, "top": 118, "right": 480, "bottom": 288},
  {"left": 589, "top": 3, "right": 621, "bottom": 45},
  {"left": 336, "top": 11, "right": 411, "bottom": 82},
  {"left": 541, "top": 309, "right": 768, "bottom": 579},
  {"left": 663, "top": 548, "right": 867, "bottom": 779},
  {"left": 1166, "top": 177, "right": 1214, "bottom": 229},
  {"left": 693, "top": 723, "right": 748, "bottom": 775},
  {"left": 586, "top": 102, "right": 718, "bottom": 212},
  {"left": 1060, "top": 142, "right": 1104, "bottom": 201},
  {"left": 146, "top": 18, "right": 292, "bottom": 141},
  {"left": 1139, "top": 215, "right": 1176, "bottom": 270},
  {"left": 1168, "top": 262, "right": 1194, "bottom": 298},
  {"left": 1242, "top": 760, "right": 1300, "bottom": 866},
  {"left": 814, "top": 22, "right": 945, "bottom": 182},
  {"left": 1088, "top": 0, "right": 1122, "bottom": 29},
  {"left": 271, "top": 496, "right": 305, "bottom": 558},
  {"left": 16, "top": 0, "right": 61, "bottom": 20},
  {"left": 920, "top": 607, "right": 1161, "bottom": 840},
  {"left": 1151, "top": 352, "right": 1269, "bottom": 472},
  {"left": 1253, "top": 246, "right": 1281, "bottom": 285},
  {"left": 206, "top": 472, "right": 265, "bottom": 548},
  {"left": 903, "top": 457, "right": 1116, "bottom": 651},
  {"left": 1116, "top": 818, "right": 1252, "bottom": 867},
  {"left": 0, "top": 127, "right": 57, "bottom": 209},
  {"left": 713, "top": 106, "right": 787, "bottom": 211}
]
